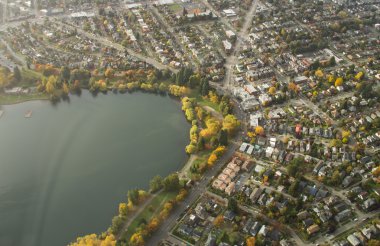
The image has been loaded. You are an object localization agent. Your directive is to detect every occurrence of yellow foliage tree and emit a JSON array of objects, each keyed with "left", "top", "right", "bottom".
[
  {"left": 255, "top": 126, "right": 265, "bottom": 136},
  {"left": 45, "top": 75, "right": 57, "bottom": 94},
  {"left": 342, "top": 130, "right": 350, "bottom": 139},
  {"left": 200, "top": 118, "right": 221, "bottom": 139},
  {"left": 207, "top": 153, "right": 218, "bottom": 167},
  {"left": 70, "top": 233, "right": 116, "bottom": 246},
  {"left": 213, "top": 215, "right": 224, "bottom": 227},
  {"left": 222, "top": 114, "right": 240, "bottom": 135},
  {"left": 335, "top": 77, "right": 343, "bottom": 87},
  {"left": 327, "top": 74, "right": 335, "bottom": 83},
  {"left": 213, "top": 146, "right": 226, "bottom": 157},
  {"left": 146, "top": 217, "right": 160, "bottom": 233},
  {"left": 119, "top": 203, "right": 128, "bottom": 216},
  {"left": 315, "top": 69, "right": 324, "bottom": 78},
  {"left": 176, "top": 189, "right": 188, "bottom": 202},
  {"left": 268, "top": 86, "right": 276, "bottom": 95},
  {"left": 208, "top": 91, "right": 219, "bottom": 104},
  {"left": 246, "top": 237, "right": 256, "bottom": 246},
  {"left": 288, "top": 82, "right": 298, "bottom": 92},
  {"left": 185, "top": 144, "right": 197, "bottom": 154},
  {"left": 129, "top": 232, "right": 144, "bottom": 246},
  {"left": 62, "top": 82, "right": 70, "bottom": 95},
  {"left": 355, "top": 71, "right": 364, "bottom": 81},
  {"left": 104, "top": 68, "right": 114, "bottom": 78},
  {"left": 372, "top": 166, "right": 380, "bottom": 177}
]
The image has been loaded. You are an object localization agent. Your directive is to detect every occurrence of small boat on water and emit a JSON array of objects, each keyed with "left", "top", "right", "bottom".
[{"left": 25, "top": 110, "right": 32, "bottom": 118}]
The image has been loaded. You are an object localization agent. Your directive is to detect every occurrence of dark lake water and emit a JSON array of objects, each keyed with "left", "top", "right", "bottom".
[{"left": 0, "top": 91, "right": 190, "bottom": 246}]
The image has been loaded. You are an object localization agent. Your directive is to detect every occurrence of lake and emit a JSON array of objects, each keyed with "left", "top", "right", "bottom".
[{"left": 0, "top": 91, "right": 190, "bottom": 246}]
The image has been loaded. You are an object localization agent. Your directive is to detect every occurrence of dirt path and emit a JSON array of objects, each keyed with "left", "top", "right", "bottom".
[{"left": 204, "top": 106, "right": 223, "bottom": 120}]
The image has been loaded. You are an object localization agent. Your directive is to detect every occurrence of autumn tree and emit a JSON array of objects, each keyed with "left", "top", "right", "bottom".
[
  {"left": 175, "top": 188, "right": 188, "bottom": 202},
  {"left": 354, "top": 71, "right": 364, "bottom": 81},
  {"left": 213, "top": 215, "right": 224, "bottom": 227},
  {"left": 315, "top": 69, "right": 324, "bottom": 78},
  {"left": 104, "top": 68, "right": 114, "bottom": 78},
  {"left": 119, "top": 203, "right": 128, "bottom": 216},
  {"left": 246, "top": 237, "right": 256, "bottom": 246},
  {"left": 62, "top": 82, "right": 70, "bottom": 96},
  {"left": 146, "top": 217, "right": 160, "bottom": 233},
  {"left": 45, "top": 75, "right": 57, "bottom": 94},
  {"left": 335, "top": 77, "right": 343, "bottom": 87},
  {"left": 207, "top": 153, "right": 218, "bottom": 167},
  {"left": 222, "top": 114, "right": 240, "bottom": 135},
  {"left": 288, "top": 82, "right": 298, "bottom": 92},
  {"left": 200, "top": 118, "right": 221, "bottom": 139},
  {"left": 129, "top": 232, "right": 144, "bottom": 246},
  {"left": 255, "top": 126, "right": 265, "bottom": 136},
  {"left": 70, "top": 233, "right": 116, "bottom": 246}
]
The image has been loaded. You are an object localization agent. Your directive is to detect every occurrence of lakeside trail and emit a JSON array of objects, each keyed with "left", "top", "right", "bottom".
[
  {"left": 116, "top": 191, "right": 162, "bottom": 240},
  {"left": 203, "top": 106, "right": 223, "bottom": 120},
  {"left": 178, "top": 154, "right": 197, "bottom": 180}
]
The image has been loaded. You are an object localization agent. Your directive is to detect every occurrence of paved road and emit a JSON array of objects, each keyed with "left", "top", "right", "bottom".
[
  {"left": 145, "top": 139, "right": 241, "bottom": 245},
  {"left": 223, "top": 0, "right": 259, "bottom": 89},
  {"left": 315, "top": 208, "right": 380, "bottom": 245}
]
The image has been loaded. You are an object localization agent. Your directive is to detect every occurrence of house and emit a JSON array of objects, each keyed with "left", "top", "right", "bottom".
[
  {"left": 222, "top": 40, "right": 232, "bottom": 53},
  {"left": 347, "top": 234, "right": 360, "bottom": 246},
  {"left": 363, "top": 198, "right": 377, "bottom": 211},
  {"left": 223, "top": 210, "right": 236, "bottom": 221},
  {"left": 342, "top": 176, "right": 353, "bottom": 188},
  {"left": 335, "top": 209, "right": 351, "bottom": 222},
  {"left": 297, "top": 211, "right": 309, "bottom": 220},
  {"left": 250, "top": 221, "right": 262, "bottom": 236},
  {"left": 195, "top": 204, "right": 208, "bottom": 220},
  {"left": 250, "top": 188, "right": 263, "bottom": 203},
  {"left": 307, "top": 224, "right": 320, "bottom": 235},
  {"left": 225, "top": 182, "right": 236, "bottom": 196},
  {"left": 303, "top": 218, "right": 314, "bottom": 228},
  {"left": 205, "top": 233, "right": 217, "bottom": 246},
  {"left": 265, "top": 146, "right": 274, "bottom": 158},
  {"left": 258, "top": 225, "right": 269, "bottom": 237},
  {"left": 240, "top": 143, "right": 249, "bottom": 152},
  {"left": 361, "top": 225, "right": 379, "bottom": 240},
  {"left": 294, "top": 76, "right": 309, "bottom": 84}
]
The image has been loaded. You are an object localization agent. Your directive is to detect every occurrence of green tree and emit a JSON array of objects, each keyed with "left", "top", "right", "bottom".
[
  {"left": 200, "top": 79, "right": 210, "bottom": 96},
  {"left": 61, "top": 66, "right": 71, "bottom": 81},
  {"left": 128, "top": 189, "right": 140, "bottom": 205},
  {"left": 110, "top": 216, "right": 124, "bottom": 234},
  {"left": 218, "top": 129, "right": 228, "bottom": 146},
  {"left": 228, "top": 197, "right": 238, "bottom": 213},
  {"left": 149, "top": 175, "right": 163, "bottom": 193},
  {"left": 287, "top": 158, "right": 304, "bottom": 177},
  {"left": 163, "top": 173, "right": 180, "bottom": 191},
  {"left": 13, "top": 66, "right": 21, "bottom": 82}
]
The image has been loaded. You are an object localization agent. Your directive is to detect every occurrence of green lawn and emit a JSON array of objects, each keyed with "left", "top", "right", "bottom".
[
  {"left": 121, "top": 191, "right": 178, "bottom": 241},
  {"left": 0, "top": 93, "right": 48, "bottom": 105},
  {"left": 188, "top": 150, "right": 212, "bottom": 178},
  {"left": 189, "top": 89, "right": 220, "bottom": 112},
  {"left": 168, "top": 3, "right": 182, "bottom": 13}
]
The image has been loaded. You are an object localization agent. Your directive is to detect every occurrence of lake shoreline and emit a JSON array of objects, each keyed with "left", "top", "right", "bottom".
[
  {"left": 0, "top": 93, "right": 49, "bottom": 106},
  {"left": 0, "top": 91, "right": 191, "bottom": 246}
]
